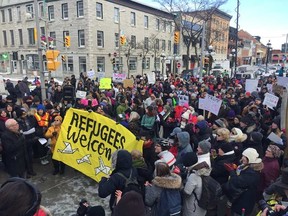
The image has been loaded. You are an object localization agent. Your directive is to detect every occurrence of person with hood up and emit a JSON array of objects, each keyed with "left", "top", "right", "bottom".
[
  {"left": 197, "top": 140, "right": 212, "bottom": 168},
  {"left": 244, "top": 131, "right": 264, "bottom": 159},
  {"left": 192, "top": 119, "right": 212, "bottom": 151},
  {"left": 222, "top": 148, "right": 263, "bottom": 216},
  {"left": 98, "top": 150, "right": 139, "bottom": 211},
  {"left": 174, "top": 131, "right": 192, "bottom": 165}
]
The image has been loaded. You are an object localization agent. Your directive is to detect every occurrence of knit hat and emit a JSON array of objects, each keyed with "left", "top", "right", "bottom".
[
  {"left": 240, "top": 115, "right": 253, "bottom": 126},
  {"left": 182, "top": 152, "right": 198, "bottom": 167},
  {"left": 214, "top": 119, "right": 226, "bottom": 128},
  {"left": 272, "top": 116, "right": 281, "bottom": 129},
  {"left": 37, "top": 104, "right": 45, "bottom": 111},
  {"left": 181, "top": 111, "right": 190, "bottom": 120},
  {"left": 198, "top": 140, "right": 211, "bottom": 154},
  {"left": 267, "top": 145, "right": 282, "bottom": 158},
  {"left": 156, "top": 151, "right": 176, "bottom": 167},
  {"left": 219, "top": 142, "right": 234, "bottom": 153},
  {"left": 86, "top": 206, "right": 105, "bottom": 216},
  {"left": 242, "top": 148, "right": 262, "bottom": 164},
  {"left": 170, "top": 127, "right": 182, "bottom": 137},
  {"left": 251, "top": 131, "right": 263, "bottom": 143},
  {"left": 196, "top": 120, "right": 208, "bottom": 132},
  {"left": 245, "top": 92, "right": 251, "bottom": 97},
  {"left": 54, "top": 115, "right": 63, "bottom": 123},
  {"left": 227, "top": 110, "right": 236, "bottom": 119}
]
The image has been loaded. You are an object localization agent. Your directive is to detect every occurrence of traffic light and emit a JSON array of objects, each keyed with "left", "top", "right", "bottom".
[
  {"left": 112, "top": 58, "right": 115, "bottom": 64},
  {"left": 120, "top": 35, "right": 126, "bottom": 46},
  {"left": 46, "top": 50, "right": 61, "bottom": 71},
  {"left": 61, "top": 55, "right": 66, "bottom": 62},
  {"left": 65, "top": 36, "right": 71, "bottom": 47},
  {"left": 174, "top": 31, "right": 180, "bottom": 44}
]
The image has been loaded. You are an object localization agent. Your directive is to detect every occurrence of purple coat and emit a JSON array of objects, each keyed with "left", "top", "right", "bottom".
[{"left": 261, "top": 157, "right": 280, "bottom": 191}]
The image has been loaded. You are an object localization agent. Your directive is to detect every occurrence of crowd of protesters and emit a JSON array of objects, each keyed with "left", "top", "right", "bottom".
[{"left": 0, "top": 72, "right": 288, "bottom": 216}]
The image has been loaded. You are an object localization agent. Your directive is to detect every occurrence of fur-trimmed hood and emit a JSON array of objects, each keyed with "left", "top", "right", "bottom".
[{"left": 152, "top": 173, "right": 182, "bottom": 189}]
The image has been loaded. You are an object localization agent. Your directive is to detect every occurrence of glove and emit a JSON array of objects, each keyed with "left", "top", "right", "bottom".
[
  {"left": 224, "top": 163, "right": 237, "bottom": 172},
  {"left": 52, "top": 132, "right": 57, "bottom": 137}
]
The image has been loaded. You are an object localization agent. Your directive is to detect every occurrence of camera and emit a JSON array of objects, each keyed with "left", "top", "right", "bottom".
[
  {"left": 76, "top": 199, "right": 91, "bottom": 216},
  {"left": 258, "top": 200, "right": 282, "bottom": 216}
]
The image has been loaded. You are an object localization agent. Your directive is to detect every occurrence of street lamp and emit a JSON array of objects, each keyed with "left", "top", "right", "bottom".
[
  {"left": 118, "top": 9, "right": 125, "bottom": 74},
  {"left": 160, "top": 52, "right": 166, "bottom": 75},
  {"left": 230, "top": 48, "right": 236, "bottom": 77},
  {"left": 265, "top": 40, "right": 272, "bottom": 73}
]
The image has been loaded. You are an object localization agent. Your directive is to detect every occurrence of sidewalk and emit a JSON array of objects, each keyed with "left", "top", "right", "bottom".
[{"left": 0, "top": 159, "right": 110, "bottom": 216}]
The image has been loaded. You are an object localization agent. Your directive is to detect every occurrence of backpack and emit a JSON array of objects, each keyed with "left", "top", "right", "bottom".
[
  {"left": 193, "top": 175, "right": 222, "bottom": 210},
  {"left": 116, "top": 170, "right": 142, "bottom": 195},
  {"left": 157, "top": 189, "right": 182, "bottom": 216}
]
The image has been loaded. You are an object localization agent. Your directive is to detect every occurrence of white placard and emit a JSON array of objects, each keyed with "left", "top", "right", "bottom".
[
  {"left": 277, "top": 77, "right": 288, "bottom": 88},
  {"left": 38, "top": 138, "right": 48, "bottom": 145},
  {"left": 267, "top": 132, "right": 283, "bottom": 145},
  {"left": 97, "top": 72, "right": 105, "bottom": 81},
  {"left": 147, "top": 72, "right": 156, "bottom": 84},
  {"left": 76, "top": 90, "right": 87, "bottom": 99},
  {"left": 266, "top": 84, "right": 273, "bottom": 93},
  {"left": 198, "top": 98, "right": 207, "bottom": 110},
  {"left": 0, "top": 76, "right": 6, "bottom": 93},
  {"left": 112, "top": 73, "right": 127, "bottom": 82},
  {"left": 245, "top": 79, "right": 258, "bottom": 93},
  {"left": 204, "top": 95, "right": 223, "bottom": 116},
  {"left": 178, "top": 95, "right": 189, "bottom": 106},
  {"left": 87, "top": 70, "right": 95, "bottom": 79},
  {"left": 263, "top": 92, "right": 279, "bottom": 109}
]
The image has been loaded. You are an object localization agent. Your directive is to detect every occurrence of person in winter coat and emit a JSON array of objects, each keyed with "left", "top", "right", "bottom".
[
  {"left": 98, "top": 150, "right": 139, "bottom": 211},
  {"left": 244, "top": 131, "right": 264, "bottom": 159},
  {"left": 222, "top": 148, "right": 263, "bottom": 215},
  {"left": 45, "top": 115, "right": 65, "bottom": 175},
  {"left": 0, "top": 109, "right": 8, "bottom": 138},
  {"left": 128, "top": 111, "right": 141, "bottom": 137},
  {"left": 182, "top": 157, "right": 212, "bottom": 216},
  {"left": 0, "top": 119, "right": 28, "bottom": 177},
  {"left": 197, "top": 140, "right": 212, "bottom": 168},
  {"left": 175, "top": 131, "right": 193, "bottom": 165},
  {"left": 145, "top": 162, "right": 182, "bottom": 216},
  {"left": 229, "top": 127, "right": 246, "bottom": 163},
  {"left": 211, "top": 142, "right": 236, "bottom": 185}
]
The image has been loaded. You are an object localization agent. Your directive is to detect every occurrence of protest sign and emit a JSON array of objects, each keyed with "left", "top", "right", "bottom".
[
  {"left": 112, "top": 73, "right": 126, "bottom": 83},
  {"left": 198, "top": 95, "right": 222, "bottom": 116},
  {"left": 263, "top": 92, "right": 279, "bottom": 109},
  {"left": 178, "top": 95, "right": 189, "bottom": 106},
  {"left": 198, "top": 98, "right": 207, "bottom": 110},
  {"left": 76, "top": 90, "right": 87, "bottom": 99},
  {"left": 245, "top": 79, "right": 258, "bottom": 93},
  {"left": 53, "top": 108, "right": 143, "bottom": 182},
  {"left": 123, "top": 79, "right": 134, "bottom": 88},
  {"left": 147, "top": 72, "right": 156, "bottom": 84},
  {"left": 87, "top": 70, "right": 95, "bottom": 79},
  {"left": 97, "top": 72, "right": 105, "bottom": 81},
  {"left": 99, "top": 78, "right": 112, "bottom": 89}
]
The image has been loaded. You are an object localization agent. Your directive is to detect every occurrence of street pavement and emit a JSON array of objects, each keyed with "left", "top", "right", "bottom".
[{"left": 0, "top": 157, "right": 110, "bottom": 216}]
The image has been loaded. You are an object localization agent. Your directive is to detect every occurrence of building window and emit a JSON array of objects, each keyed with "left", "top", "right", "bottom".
[
  {"left": 144, "top": 37, "right": 149, "bottom": 50},
  {"left": 155, "top": 57, "right": 160, "bottom": 69},
  {"left": 96, "top": 2, "right": 103, "bottom": 19},
  {"left": 115, "top": 33, "right": 119, "bottom": 48},
  {"left": 155, "top": 39, "right": 159, "bottom": 50},
  {"left": 144, "top": 15, "right": 148, "bottom": 28},
  {"left": 97, "top": 57, "right": 105, "bottom": 72},
  {"left": 18, "top": 29, "right": 23, "bottom": 45},
  {"left": 1, "top": 10, "right": 5, "bottom": 23},
  {"left": 78, "top": 30, "right": 85, "bottom": 47},
  {"left": 162, "top": 40, "right": 166, "bottom": 51},
  {"left": 48, "top": 5, "right": 54, "bottom": 21},
  {"left": 63, "top": 56, "right": 73, "bottom": 73},
  {"left": 77, "top": 0, "right": 84, "bottom": 17},
  {"left": 130, "top": 12, "right": 136, "bottom": 26},
  {"left": 49, "top": 31, "right": 56, "bottom": 47},
  {"left": 143, "top": 57, "right": 150, "bottom": 69},
  {"left": 168, "top": 22, "right": 172, "bottom": 33},
  {"left": 8, "top": 9, "right": 12, "bottom": 22},
  {"left": 162, "top": 20, "right": 166, "bottom": 32},
  {"left": 17, "top": 6, "right": 21, "bottom": 21},
  {"left": 79, "top": 56, "right": 86, "bottom": 73},
  {"left": 28, "top": 28, "right": 35, "bottom": 45},
  {"left": 39, "top": 2, "right": 44, "bottom": 17},
  {"left": 3, "top": 31, "right": 7, "bottom": 46},
  {"left": 10, "top": 30, "right": 14, "bottom": 46},
  {"left": 40, "top": 27, "right": 45, "bottom": 36},
  {"left": 63, "top": 31, "right": 69, "bottom": 47},
  {"left": 129, "top": 57, "right": 137, "bottom": 70},
  {"left": 97, "top": 31, "right": 104, "bottom": 47},
  {"left": 62, "top": 3, "right": 68, "bottom": 19},
  {"left": 131, "top": 35, "right": 136, "bottom": 49},
  {"left": 114, "top": 7, "right": 119, "bottom": 23},
  {"left": 168, "top": 40, "right": 171, "bottom": 52},
  {"left": 156, "top": 18, "right": 160, "bottom": 30},
  {"left": 26, "top": 4, "right": 34, "bottom": 19}
]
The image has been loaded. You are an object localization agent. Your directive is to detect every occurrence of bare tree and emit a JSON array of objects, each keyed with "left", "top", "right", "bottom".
[
  {"left": 154, "top": 0, "right": 228, "bottom": 70},
  {"left": 121, "top": 37, "right": 137, "bottom": 78}
]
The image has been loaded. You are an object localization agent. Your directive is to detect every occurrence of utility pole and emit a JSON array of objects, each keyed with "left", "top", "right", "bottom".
[
  {"left": 34, "top": 0, "right": 46, "bottom": 101},
  {"left": 234, "top": 0, "right": 240, "bottom": 76},
  {"left": 199, "top": 22, "right": 206, "bottom": 80}
]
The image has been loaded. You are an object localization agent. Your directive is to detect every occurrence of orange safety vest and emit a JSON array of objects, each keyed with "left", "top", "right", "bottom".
[{"left": 34, "top": 112, "right": 50, "bottom": 127}]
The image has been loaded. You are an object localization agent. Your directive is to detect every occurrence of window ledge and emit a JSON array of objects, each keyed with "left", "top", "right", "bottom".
[
  {"left": 96, "top": 17, "right": 103, "bottom": 21},
  {"left": 77, "top": 16, "right": 84, "bottom": 19},
  {"left": 78, "top": 46, "right": 86, "bottom": 49}
]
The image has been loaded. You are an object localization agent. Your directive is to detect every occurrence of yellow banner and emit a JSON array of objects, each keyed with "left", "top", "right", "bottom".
[{"left": 53, "top": 108, "right": 143, "bottom": 182}]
